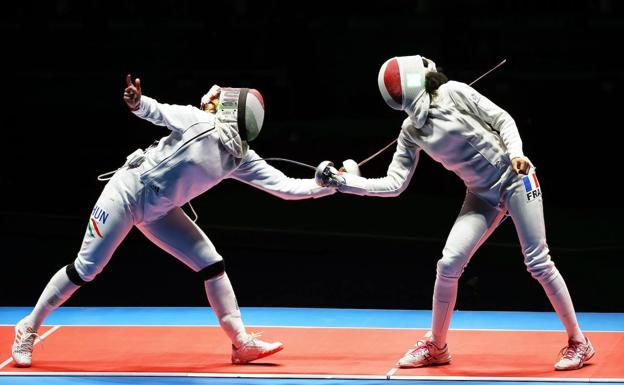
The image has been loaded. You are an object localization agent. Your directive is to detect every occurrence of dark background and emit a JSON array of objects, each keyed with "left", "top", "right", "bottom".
[{"left": 1, "top": 0, "right": 623, "bottom": 312}]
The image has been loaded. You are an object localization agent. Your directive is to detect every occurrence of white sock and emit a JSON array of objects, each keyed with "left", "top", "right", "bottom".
[
  {"left": 541, "top": 271, "right": 584, "bottom": 343},
  {"left": 29, "top": 267, "right": 80, "bottom": 330},
  {"left": 431, "top": 274, "right": 458, "bottom": 347},
  {"left": 204, "top": 272, "right": 247, "bottom": 347}
]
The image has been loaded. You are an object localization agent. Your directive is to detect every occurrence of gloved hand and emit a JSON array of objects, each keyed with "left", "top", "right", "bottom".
[
  {"left": 339, "top": 159, "right": 361, "bottom": 176},
  {"left": 315, "top": 161, "right": 345, "bottom": 188}
]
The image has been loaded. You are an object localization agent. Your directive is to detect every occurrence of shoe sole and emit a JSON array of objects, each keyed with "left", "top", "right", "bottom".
[
  {"left": 232, "top": 344, "right": 284, "bottom": 365},
  {"left": 12, "top": 358, "right": 31, "bottom": 368},
  {"left": 398, "top": 357, "right": 452, "bottom": 369}
]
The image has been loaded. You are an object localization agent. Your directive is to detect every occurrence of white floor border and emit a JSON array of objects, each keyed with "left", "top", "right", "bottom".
[
  {"left": 0, "top": 371, "right": 622, "bottom": 383},
  {"left": 0, "top": 324, "right": 622, "bottom": 333}
]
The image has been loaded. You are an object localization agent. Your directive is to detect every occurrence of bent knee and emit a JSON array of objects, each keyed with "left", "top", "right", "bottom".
[
  {"left": 185, "top": 242, "right": 223, "bottom": 272},
  {"left": 438, "top": 246, "right": 470, "bottom": 278},
  {"left": 523, "top": 240, "right": 550, "bottom": 261},
  {"left": 198, "top": 259, "right": 225, "bottom": 281},
  {"left": 67, "top": 261, "right": 93, "bottom": 285},
  {"left": 524, "top": 252, "right": 557, "bottom": 282},
  {"left": 436, "top": 256, "right": 464, "bottom": 279}
]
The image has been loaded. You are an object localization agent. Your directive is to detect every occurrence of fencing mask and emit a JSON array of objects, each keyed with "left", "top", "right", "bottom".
[
  {"left": 216, "top": 88, "right": 265, "bottom": 142},
  {"left": 377, "top": 55, "right": 437, "bottom": 128},
  {"left": 214, "top": 87, "right": 265, "bottom": 158}
]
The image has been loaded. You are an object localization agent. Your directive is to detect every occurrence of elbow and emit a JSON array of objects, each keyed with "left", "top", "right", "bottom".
[
  {"left": 278, "top": 194, "right": 310, "bottom": 201},
  {"left": 270, "top": 180, "right": 320, "bottom": 201},
  {"left": 341, "top": 173, "right": 410, "bottom": 197},
  {"left": 385, "top": 190, "right": 403, "bottom": 198},
  {"left": 379, "top": 186, "right": 405, "bottom": 198},
  {"left": 267, "top": 187, "right": 304, "bottom": 201},
  {"left": 381, "top": 174, "right": 409, "bottom": 197},
  {"left": 366, "top": 183, "right": 406, "bottom": 198}
]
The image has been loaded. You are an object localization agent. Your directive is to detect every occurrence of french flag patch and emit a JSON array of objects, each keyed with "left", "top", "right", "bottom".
[{"left": 522, "top": 173, "right": 542, "bottom": 201}]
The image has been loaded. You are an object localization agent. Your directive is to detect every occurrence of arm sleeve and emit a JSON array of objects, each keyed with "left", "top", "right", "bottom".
[
  {"left": 132, "top": 95, "right": 206, "bottom": 134},
  {"left": 448, "top": 82, "right": 525, "bottom": 160},
  {"left": 230, "top": 149, "right": 335, "bottom": 200},
  {"left": 338, "top": 127, "right": 420, "bottom": 197}
]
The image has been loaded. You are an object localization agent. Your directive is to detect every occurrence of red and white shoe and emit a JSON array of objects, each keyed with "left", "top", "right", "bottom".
[
  {"left": 11, "top": 317, "right": 38, "bottom": 368},
  {"left": 554, "top": 337, "right": 595, "bottom": 370},
  {"left": 231, "top": 332, "right": 284, "bottom": 364},
  {"left": 397, "top": 339, "right": 451, "bottom": 368}
]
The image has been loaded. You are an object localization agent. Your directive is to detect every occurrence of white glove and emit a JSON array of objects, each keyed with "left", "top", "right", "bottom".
[
  {"left": 341, "top": 159, "right": 361, "bottom": 176},
  {"left": 315, "top": 161, "right": 344, "bottom": 188},
  {"left": 316, "top": 160, "right": 372, "bottom": 195}
]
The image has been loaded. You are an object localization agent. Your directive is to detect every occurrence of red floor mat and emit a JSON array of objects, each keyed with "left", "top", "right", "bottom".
[
  {"left": 394, "top": 330, "right": 623, "bottom": 380},
  {"left": 1, "top": 326, "right": 622, "bottom": 380}
]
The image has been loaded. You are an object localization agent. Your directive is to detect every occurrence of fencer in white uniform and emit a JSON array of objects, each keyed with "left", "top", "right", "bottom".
[
  {"left": 317, "top": 55, "right": 593, "bottom": 371},
  {"left": 11, "top": 75, "right": 333, "bottom": 367}
]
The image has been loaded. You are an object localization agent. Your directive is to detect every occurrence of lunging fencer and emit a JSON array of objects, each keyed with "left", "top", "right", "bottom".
[
  {"left": 11, "top": 75, "right": 333, "bottom": 367},
  {"left": 316, "top": 55, "right": 593, "bottom": 370}
]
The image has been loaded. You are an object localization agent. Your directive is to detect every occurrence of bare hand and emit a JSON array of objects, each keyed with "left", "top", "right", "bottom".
[
  {"left": 201, "top": 85, "right": 221, "bottom": 114},
  {"left": 124, "top": 74, "right": 142, "bottom": 111},
  {"left": 204, "top": 98, "right": 220, "bottom": 114},
  {"left": 511, "top": 157, "right": 531, "bottom": 175}
]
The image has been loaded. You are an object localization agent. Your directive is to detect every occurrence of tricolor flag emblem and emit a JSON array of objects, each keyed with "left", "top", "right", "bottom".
[
  {"left": 523, "top": 173, "right": 542, "bottom": 201},
  {"left": 87, "top": 218, "right": 103, "bottom": 238},
  {"left": 87, "top": 205, "right": 108, "bottom": 238}
]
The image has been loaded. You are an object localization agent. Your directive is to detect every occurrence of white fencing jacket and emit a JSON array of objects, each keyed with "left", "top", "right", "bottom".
[
  {"left": 131, "top": 96, "right": 332, "bottom": 222},
  {"left": 340, "top": 81, "right": 526, "bottom": 203}
]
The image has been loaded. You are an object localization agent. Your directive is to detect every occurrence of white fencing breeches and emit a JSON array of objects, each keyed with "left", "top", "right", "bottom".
[
  {"left": 74, "top": 168, "right": 223, "bottom": 282},
  {"left": 431, "top": 170, "right": 582, "bottom": 346}
]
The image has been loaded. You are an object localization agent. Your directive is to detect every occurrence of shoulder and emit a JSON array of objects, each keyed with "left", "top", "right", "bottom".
[
  {"left": 400, "top": 116, "right": 414, "bottom": 130},
  {"left": 243, "top": 148, "right": 259, "bottom": 160},
  {"left": 399, "top": 117, "right": 420, "bottom": 147},
  {"left": 441, "top": 81, "right": 473, "bottom": 97},
  {"left": 238, "top": 148, "right": 264, "bottom": 167},
  {"left": 440, "top": 81, "right": 483, "bottom": 107},
  {"left": 188, "top": 104, "right": 210, "bottom": 117},
  {"left": 189, "top": 107, "right": 217, "bottom": 127}
]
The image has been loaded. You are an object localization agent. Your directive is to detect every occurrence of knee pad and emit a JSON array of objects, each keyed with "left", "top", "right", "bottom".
[
  {"left": 198, "top": 260, "right": 225, "bottom": 280},
  {"left": 65, "top": 263, "right": 88, "bottom": 286}
]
